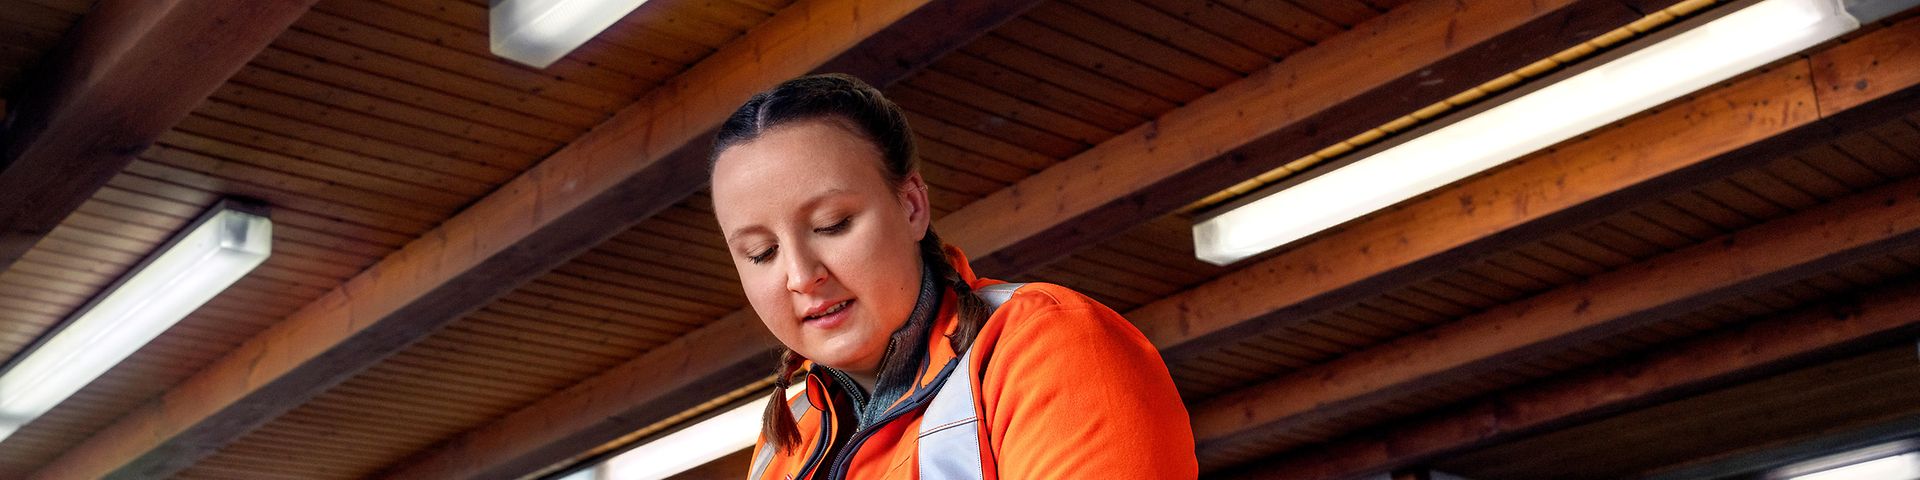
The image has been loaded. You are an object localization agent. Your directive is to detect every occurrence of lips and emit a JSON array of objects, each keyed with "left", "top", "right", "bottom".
[{"left": 803, "top": 299, "right": 853, "bottom": 321}]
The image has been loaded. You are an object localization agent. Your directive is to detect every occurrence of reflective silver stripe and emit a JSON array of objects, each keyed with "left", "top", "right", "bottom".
[
  {"left": 749, "top": 393, "right": 814, "bottom": 479},
  {"left": 918, "top": 350, "right": 984, "bottom": 480},
  {"left": 972, "top": 283, "right": 1022, "bottom": 311},
  {"left": 918, "top": 283, "right": 1023, "bottom": 480}
]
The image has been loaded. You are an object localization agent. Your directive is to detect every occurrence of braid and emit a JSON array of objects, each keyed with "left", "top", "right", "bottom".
[
  {"left": 760, "top": 349, "right": 806, "bottom": 454},
  {"left": 919, "top": 230, "right": 990, "bottom": 355}
]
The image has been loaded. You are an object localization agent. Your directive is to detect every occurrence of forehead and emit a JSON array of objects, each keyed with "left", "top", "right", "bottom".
[{"left": 710, "top": 121, "right": 893, "bottom": 227}]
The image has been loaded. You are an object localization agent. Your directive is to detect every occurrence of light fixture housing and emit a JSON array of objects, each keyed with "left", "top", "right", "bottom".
[
  {"left": 491, "top": 0, "right": 653, "bottom": 68},
  {"left": 1790, "top": 453, "right": 1920, "bottom": 480},
  {"left": 599, "top": 398, "right": 766, "bottom": 480},
  {"left": 1191, "top": 0, "right": 1914, "bottom": 266},
  {"left": 1770, "top": 440, "right": 1920, "bottom": 480},
  {"left": 0, "top": 200, "right": 271, "bottom": 442},
  {"left": 560, "top": 386, "right": 801, "bottom": 480}
]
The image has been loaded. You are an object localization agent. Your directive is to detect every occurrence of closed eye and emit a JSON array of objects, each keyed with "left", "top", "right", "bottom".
[
  {"left": 814, "top": 216, "right": 852, "bottom": 235},
  {"left": 747, "top": 246, "right": 776, "bottom": 265}
]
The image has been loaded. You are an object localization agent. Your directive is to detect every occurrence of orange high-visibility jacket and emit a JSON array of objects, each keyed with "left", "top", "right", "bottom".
[{"left": 747, "top": 246, "right": 1198, "bottom": 480}]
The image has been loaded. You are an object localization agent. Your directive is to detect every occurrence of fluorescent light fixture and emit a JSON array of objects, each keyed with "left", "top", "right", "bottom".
[
  {"left": 1769, "top": 440, "right": 1920, "bottom": 480},
  {"left": 565, "top": 386, "right": 801, "bottom": 480},
  {"left": 1192, "top": 0, "right": 1910, "bottom": 266},
  {"left": 1790, "top": 452, "right": 1920, "bottom": 480},
  {"left": 597, "top": 392, "right": 779, "bottom": 480},
  {"left": 0, "top": 200, "right": 270, "bottom": 442},
  {"left": 492, "top": 0, "right": 652, "bottom": 68}
]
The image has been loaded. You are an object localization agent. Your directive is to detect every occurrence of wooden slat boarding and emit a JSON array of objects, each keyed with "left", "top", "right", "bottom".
[
  {"left": 5, "top": 0, "right": 783, "bottom": 470},
  {"left": 0, "top": 1, "right": 325, "bottom": 466},
  {"left": 1196, "top": 169, "right": 1920, "bottom": 467},
  {"left": 0, "top": 0, "right": 91, "bottom": 89},
  {"left": 1163, "top": 138, "right": 1916, "bottom": 403},
  {"left": 369, "top": 1, "right": 1668, "bottom": 478},
  {"left": 941, "top": 0, "right": 1653, "bottom": 278},
  {"left": 1169, "top": 17, "right": 1920, "bottom": 470},
  {"left": 1238, "top": 277, "right": 1920, "bottom": 480},
  {"left": 27, "top": 0, "right": 1049, "bottom": 478},
  {"left": 1128, "top": 13, "right": 1920, "bottom": 368},
  {"left": 0, "top": 0, "right": 317, "bottom": 272}
]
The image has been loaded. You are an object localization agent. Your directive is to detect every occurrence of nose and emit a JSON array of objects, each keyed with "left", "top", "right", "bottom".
[{"left": 783, "top": 245, "right": 827, "bottom": 295}]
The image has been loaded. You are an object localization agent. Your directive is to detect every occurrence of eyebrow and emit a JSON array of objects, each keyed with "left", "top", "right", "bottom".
[{"left": 724, "top": 188, "right": 856, "bottom": 241}]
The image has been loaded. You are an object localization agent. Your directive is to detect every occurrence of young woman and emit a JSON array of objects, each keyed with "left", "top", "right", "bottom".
[{"left": 709, "top": 74, "right": 1196, "bottom": 480}]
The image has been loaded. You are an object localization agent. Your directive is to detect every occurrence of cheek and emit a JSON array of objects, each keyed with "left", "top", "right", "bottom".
[
  {"left": 836, "top": 223, "right": 923, "bottom": 315},
  {"left": 740, "top": 268, "right": 793, "bottom": 326}
]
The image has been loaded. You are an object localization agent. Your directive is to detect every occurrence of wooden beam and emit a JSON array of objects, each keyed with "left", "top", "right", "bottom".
[
  {"left": 1130, "top": 11, "right": 1920, "bottom": 369},
  {"left": 1172, "top": 17, "right": 1920, "bottom": 470},
  {"left": 370, "top": 1, "right": 1652, "bottom": 477},
  {"left": 1226, "top": 277, "right": 1920, "bottom": 480},
  {"left": 1638, "top": 409, "right": 1920, "bottom": 479},
  {"left": 945, "top": 0, "right": 1653, "bottom": 276},
  {"left": 25, "top": 1, "right": 1041, "bottom": 479},
  {"left": 1194, "top": 142, "right": 1920, "bottom": 468},
  {"left": 0, "top": 0, "right": 316, "bottom": 272}
]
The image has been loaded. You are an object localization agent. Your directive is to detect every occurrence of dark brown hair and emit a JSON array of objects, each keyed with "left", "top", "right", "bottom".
[{"left": 710, "top": 73, "right": 992, "bottom": 454}]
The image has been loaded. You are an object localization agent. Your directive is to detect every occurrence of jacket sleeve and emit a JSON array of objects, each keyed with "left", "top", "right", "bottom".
[{"left": 978, "top": 301, "right": 1199, "bottom": 479}]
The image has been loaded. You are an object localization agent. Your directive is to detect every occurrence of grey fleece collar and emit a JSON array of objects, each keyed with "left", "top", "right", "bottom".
[{"left": 824, "top": 261, "right": 942, "bottom": 430}]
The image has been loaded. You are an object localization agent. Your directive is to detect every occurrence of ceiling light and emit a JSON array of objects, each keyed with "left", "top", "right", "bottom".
[
  {"left": 492, "top": 0, "right": 652, "bottom": 68},
  {"left": 1192, "top": 0, "right": 1912, "bottom": 265},
  {"left": 1790, "top": 452, "right": 1920, "bottom": 480},
  {"left": 555, "top": 386, "right": 801, "bottom": 480},
  {"left": 1772, "top": 440, "right": 1920, "bottom": 480},
  {"left": 596, "top": 391, "right": 782, "bottom": 480},
  {"left": 0, "top": 200, "right": 270, "bottom": 442}
]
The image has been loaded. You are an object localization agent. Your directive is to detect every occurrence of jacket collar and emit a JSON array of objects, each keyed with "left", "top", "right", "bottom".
[{"left": 800, "top": 244, "right": 989, "bottom": 415}]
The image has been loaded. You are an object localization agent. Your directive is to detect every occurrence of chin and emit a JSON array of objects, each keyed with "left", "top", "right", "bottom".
[{"left": 806, "top": 338, "right": 882, "bottom": 372}]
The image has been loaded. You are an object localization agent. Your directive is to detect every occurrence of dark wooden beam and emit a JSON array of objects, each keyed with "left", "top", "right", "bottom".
[
  {"left": 25, "top": 1, "right": 1043, "bottom": 479},
  {"left": 1225, "top": 277, "right": 1920, "bottom": 480},
  {"left": 0, "top": 0, "right": 317, "bottom": 272},
  {"left": 1129, "top": 11, "right": 1920, "bottom": 370},
  {"left": 1164, "top": 16, "right": 1920, "bottom": 471},
  {"left": 1194, "top": 140, "right": 1920, "bottom": 468},
  {"left": 946, "top": 0, "right": 1656, "bottom": 276}
]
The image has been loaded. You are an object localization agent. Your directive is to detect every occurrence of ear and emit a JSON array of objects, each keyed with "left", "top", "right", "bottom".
[{"left": 898, "top": 171, "right": 931, "bottom": 242}]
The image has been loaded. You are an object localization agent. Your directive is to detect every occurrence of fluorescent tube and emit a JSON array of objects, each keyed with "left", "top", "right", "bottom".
[
  {"left": 599, "top": 396, "right": 770, "bottom": 480},
  {"left": 1192, "top": 0, "right": 1877, "bottom": 266},
  {"left": 492, "top": 0, "right": 652, "bottom": 68},
  {"left": 1790, "top": 452, "right": 1920, "bottom": 480},
  {"left": 589, "top": 386, "right": 802, "bottom": 480},
  {"left": 0, "top": 202, "right": 270, "bottom": 442}
]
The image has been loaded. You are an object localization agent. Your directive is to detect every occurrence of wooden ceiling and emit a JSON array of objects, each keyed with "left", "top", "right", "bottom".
[
  {"left": 0, "top": 0, "right": 1917, "bottom": 479},
  {"left": 1438, "top": 342, "right": 1920, "bottom": 480},
  {"left": 0, "top": 1, "right": 91, "bottom": 94}
]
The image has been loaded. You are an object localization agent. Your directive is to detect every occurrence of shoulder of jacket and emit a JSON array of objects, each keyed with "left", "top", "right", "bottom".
[{"left": 993, "top": 281, "right": 1103, "bottom": 312}]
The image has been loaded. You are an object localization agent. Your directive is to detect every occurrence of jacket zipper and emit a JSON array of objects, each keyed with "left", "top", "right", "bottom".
[
  {"left": 793, "top": 373, "right": 833, "bottom": 480},
  {"left": 822, "top": 359, "right": 960, "bottom": 480}
]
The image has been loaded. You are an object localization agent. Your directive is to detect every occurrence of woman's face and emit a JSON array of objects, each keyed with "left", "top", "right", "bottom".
[{"left": 711, "top": 120, "right": 931, "bottom": 377}]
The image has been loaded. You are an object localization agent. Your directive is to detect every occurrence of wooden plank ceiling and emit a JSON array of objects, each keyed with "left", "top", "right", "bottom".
[
  {"left": 0, "top": 0, "right": 92, "bottom": 94},
  {"left": 1439, "top": 342, "right": 1920, "bottom": 480},
  {"left": 1, "top": 0, "right": 1918, "bottom": 479},
  {"left": 0, "top": 0, "right": 775, "bottom": 474}
]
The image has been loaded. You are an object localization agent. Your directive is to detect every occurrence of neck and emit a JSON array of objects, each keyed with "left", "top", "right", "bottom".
[
  {"left": 844, "top": 370, "right": 878, "bottom": 392},
  {"left": 827, "top": 261, "right": 943, "bottom": 428}
]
